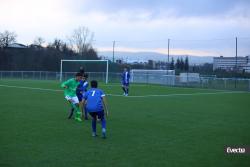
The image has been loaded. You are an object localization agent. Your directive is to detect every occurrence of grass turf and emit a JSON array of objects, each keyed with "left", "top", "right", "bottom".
[{"left": 0, "top": 79, "right": 250, "bottom": 167}]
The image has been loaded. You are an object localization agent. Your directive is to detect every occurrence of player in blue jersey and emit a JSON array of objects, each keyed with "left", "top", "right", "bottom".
[
  {"left": 80, "top": 73, "right": 89, "bottom": 120},
  {"left": 75, "top": 75, "right": 86, "bottom": 119},
  {"left": 121, "top": 68, "right": 130, "bottom": 96},
  {"left": 83, "top": 80, "right": 109, "bottom": 138}
]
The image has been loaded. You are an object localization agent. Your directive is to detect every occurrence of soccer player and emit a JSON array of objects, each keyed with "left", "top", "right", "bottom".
[
  {"left": 83, "top": 80, "right": 109, "bottom": 138},
  {"left": 79, "top": 66, "right": 85, "bottom": 75},
  {"left": 121, "top": 68, "right": 130, "bottom": 96},
  {"left": 61, "top": 72, "right": 83, "bottom": 122},
  {"left": 76, "top": 73, "right": 89, "bottom": 120}
]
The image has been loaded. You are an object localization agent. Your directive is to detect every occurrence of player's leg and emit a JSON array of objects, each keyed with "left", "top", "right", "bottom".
[
  {"left": 84, "top": 106, "right": 88, "bottom": 120},
  {"left": 98, "top": 111, "right": 106, "bottom": 139},
  {"left": 82, "top": 100, "right": 88, "bottom": 120},
  {"left": 65, "top": 96, "right": 75, "bottom": 119},
  {"left": 90, "top": 112, "right": 97, "bottom": 137},
  {"left": 79, "top": 100, "right": 84, "bottom": 119},
  {"left": 122, "top": 82, "right": 126, "bottom": 95},
  {"left": 68, "top": 101, "right": 74, "bottom": 119},
  {"left": 71, "top": 97, "right": 82, "bottom": 122},
  {"left": 123, "top": 84, "right": 129, "bottom": 96},
  {"left": 125, "top": 84, "right": 129, "bottom": 96},
  {"left": 77, "top": 94, "right": 84, "bottom": 119}
]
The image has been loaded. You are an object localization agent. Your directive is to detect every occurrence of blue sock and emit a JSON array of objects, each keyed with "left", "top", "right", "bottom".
[
  {"left": 101, "top": 119, "right": 106, "bottom": 131},
  {"left": 92, "top": 119, "right": 97, "bottom": 134}
]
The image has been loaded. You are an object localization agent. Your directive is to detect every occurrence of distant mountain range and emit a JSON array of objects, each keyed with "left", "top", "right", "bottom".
[{"left": 98, "top": 51, "right": 213, "bottom": 65}]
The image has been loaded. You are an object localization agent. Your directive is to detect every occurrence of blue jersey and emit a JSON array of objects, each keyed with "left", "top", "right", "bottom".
[
  {"left": 82, "top": 81, "right": 88, "bottom": 92},
  {"left": 84, "top": 88, "right": 105, "bottom": 112},
  {"left": 122, "top": 71, "right": 130, "bottom": 84},
  {"left": 76, "top": 80, "right": 88, "bottom": 95}
]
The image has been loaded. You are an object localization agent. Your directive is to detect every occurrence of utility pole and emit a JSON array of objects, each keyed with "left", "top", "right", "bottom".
[
  {"left": 168, "top": 39, "right": 170, "bottom": 69},
  {"left": 112, "top": 40, "right": 115, "bottom": 62},
  {"left": 235, "top": 37, "right": 238, "bottom": 88}
]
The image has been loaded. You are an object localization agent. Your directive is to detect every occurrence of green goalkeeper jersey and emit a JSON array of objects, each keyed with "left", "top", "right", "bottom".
[{"left": 61, "top": 78, "right": 80, "bottom": 97}]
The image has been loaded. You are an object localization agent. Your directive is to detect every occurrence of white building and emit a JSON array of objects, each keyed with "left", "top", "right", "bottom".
[
  {"left": 8, "top": 43, "right": 27, "bottom": 48},
  {"left": 213, "top": 56, "right": 250, "bottom": 72}
]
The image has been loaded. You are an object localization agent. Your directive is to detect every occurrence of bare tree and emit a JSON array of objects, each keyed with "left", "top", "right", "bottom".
[
  {"left": 68, "top": 26, "right": 94, "bottom": 55},
  {"left": 33, "top": 37, "right": 45, "bottom": 46},
  {"left": 51, "top": 38, "right": 63, "bottom": 51},
  {"left": 0, "top": 30, "right": 17, "bottom": 48}
]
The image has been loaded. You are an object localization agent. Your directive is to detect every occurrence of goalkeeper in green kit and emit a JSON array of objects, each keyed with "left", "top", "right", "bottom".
[{"left": 61, "top": 72, "right": 83, "bottom": 122}]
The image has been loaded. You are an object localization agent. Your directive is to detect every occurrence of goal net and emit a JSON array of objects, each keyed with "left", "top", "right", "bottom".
[
  {"left": 60, "top": 60, "right": 109, "bottom": 83},
  {"left": 131, "top": 69, "right": 175, "bottom": 85}
]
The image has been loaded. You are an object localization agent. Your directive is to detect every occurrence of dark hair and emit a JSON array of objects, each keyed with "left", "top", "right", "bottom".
[
  {"left": 75, "top": 72, "right": 83, "bottom": 77},
  {"left": 83, "top": 73, "right": 88, "bottom": 78},
  {"left": 91, "top": 80, "right": 98, "bottom": 88}
]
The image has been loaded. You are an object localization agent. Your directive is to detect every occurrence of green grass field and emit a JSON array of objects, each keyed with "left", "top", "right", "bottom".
[{"left": 0, "top": 79, "right": 250, "bottom": 167}]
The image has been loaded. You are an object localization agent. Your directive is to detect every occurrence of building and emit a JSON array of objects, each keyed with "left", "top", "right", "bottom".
[
  {"left": 7, "top": 43, "right": 27, "bottom": 49},
  {"left": 244, "top": 62, "right": 250, "bottom": 73},
  {"left": 213, "top": 56, "right": 250, "bottom": 72}
]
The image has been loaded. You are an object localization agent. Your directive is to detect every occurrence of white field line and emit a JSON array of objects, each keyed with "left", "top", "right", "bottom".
[
  {"left": 102, "top": 84, "right": 147, "bottom": 87},
  {"left": 0, "top": 84, "right": 248, "bottom": 98},
  {"left": 0, "top": 84, "right": 62, "bottom": 92},
  {"left": 103, "top": 83, "right": 234, "bottom": 92},
  {"left": 106, "top": 91, "right": 247, "bottom": 98}
]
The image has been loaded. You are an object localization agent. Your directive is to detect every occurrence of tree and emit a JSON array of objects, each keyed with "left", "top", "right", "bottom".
[
  {"left": 49, "top": 39, "right": 63, "bottom": 51},
  {"left": 68, "top": 26, "right": 94, "bottom": 56},
  {"left": 184, "top": 56, "right": 189, "bottom": 71},
  {"left": 175, "top": 57, "right": 180, "bottom": 69},
  {"left": 0, "top": 30, "right": 17, "bottom": 48},
  {"left": 33, "top": 37, "right": 45, "bottom": 46},
  {"left": 180, "top": 57, "right": 185, "bottom": 71},
  {"left": 170, "top": 57, "right": 175, "bottom": 70}
]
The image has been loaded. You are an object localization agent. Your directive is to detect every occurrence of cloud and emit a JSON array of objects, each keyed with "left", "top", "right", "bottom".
[
  {"left": 77, "top": 0, "right": 250, "bottom": 17},
  {"left": 0, "top": 0, "right": 249, "bottom": 58}
]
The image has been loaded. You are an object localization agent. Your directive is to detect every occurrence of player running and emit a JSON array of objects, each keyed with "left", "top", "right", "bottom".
[
  {"left": 76, "top": 73, "right": 89, "bottom": 120},
  {"left": 61, "top": 72, "right": 83, "bottom": 122},
  {"left": 83, "top": 80, "right": 109, "bottom": 138},
  {"left": 121, "top": 68, "right": 130, "bottom": 96}
]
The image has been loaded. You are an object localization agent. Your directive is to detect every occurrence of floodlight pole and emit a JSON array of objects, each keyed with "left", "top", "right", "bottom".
[
  {"left": 167, "top": 38, "right": 170, "bottom": 75},
  {"left": 112, "top": 40, "right": 115, "bottom": 62},
  {"left": 168, "top": 39, "right": 170, "bottom": 64},
  {"left": 106, "top": 60, "right": 109, "bottom": 84},
  {"left": 60, "top": 60, "right": 63, "bottom": 82},
  {"left": 235, "top": 37, "right": 238, "bottom": 88}
]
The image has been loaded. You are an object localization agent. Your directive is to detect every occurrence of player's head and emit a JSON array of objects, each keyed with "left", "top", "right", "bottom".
[
  {"left": 91, "top": 80, "right": 98, "bottom": 88},
  {"left": 75, "top": 72, "right": 83, "bottom": 81},
  {"left": 124, "top": 68, "right": 127, "bottom": 72},
  {"left": 83, "top": 73, "right": 88, "bottom": 81},
  {"left": 79, "top": 66, "right": 85, "bottom": 75}
]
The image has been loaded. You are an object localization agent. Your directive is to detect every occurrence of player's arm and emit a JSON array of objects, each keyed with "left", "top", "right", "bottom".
[
  {"left": 82, "top": 91, "right": 88, "bottom": 106},
  {"left": 61, "top": 79, "right": 71, "bottom": 89},
  {"left": 102, "top": 96, "right": 109, "bottom": 117}
]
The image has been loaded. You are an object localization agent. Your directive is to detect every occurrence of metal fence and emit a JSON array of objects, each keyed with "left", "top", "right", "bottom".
[
  {"left": 0, "top": 71, "right": 121, "bottom": 83},
  {"left": 0, "top": 71, "right": 249, "bottom": 91},
  {"left": 131, "top": 73, "right": 250, "bottom": 91}
]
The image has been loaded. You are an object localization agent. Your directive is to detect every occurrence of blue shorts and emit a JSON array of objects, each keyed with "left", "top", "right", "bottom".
[
  {"left": 122, "top": 82, "right": 129, "bottom": 87},
  {"left": 89, "top": 110, "right": 105, "bottom": 120},
  {"left": 76, "top": 93, "right": 83, "bottom": 101}
]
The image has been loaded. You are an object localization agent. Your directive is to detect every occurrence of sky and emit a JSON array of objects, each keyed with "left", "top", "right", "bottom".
[{"left": 0, "top": 0, "right": 250, "bottom": 60}]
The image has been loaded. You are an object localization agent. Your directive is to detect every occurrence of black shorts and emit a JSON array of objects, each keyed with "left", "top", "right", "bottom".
[{"left": 89, "top": 110, "right": 105, "bottom": 120}]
